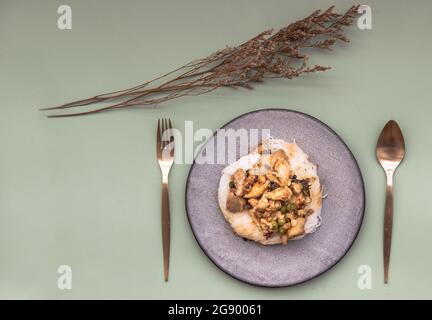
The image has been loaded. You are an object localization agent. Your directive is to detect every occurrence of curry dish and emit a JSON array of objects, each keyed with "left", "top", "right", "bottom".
[{"left": 218, "top": 139, "right": 323, "bottom": 245}]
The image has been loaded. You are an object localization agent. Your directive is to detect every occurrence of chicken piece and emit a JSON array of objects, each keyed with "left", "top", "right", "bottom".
[
  {"left": 266, "top": 170, "right": 291, "bottom": 187},
  {"left": 248, "top": 196, "right": 269, "bottom": 211},
  {"left": 266, "top": 172, "right": 283, "bottom": 187},
  {"left": 232, "top": 168, "right": 246, "bottom": 196},
  {"left": 294, "top": 192, "right": 306, "bottom": 207},
  {"left": 274, "top": 158, "right": 292, "bottom": 184},
  {"left": 248, "top": 199, "right": 258, "bottom": 206},
  {"left": 288, "top": 217, "right": 306, "bottom": 238},
  {"left": 282, "top": 222, "right": 291, "bottom": 229},
  {"left": 286, "top": 213, "right": 295, "bottom": 220},
  {"left": 226, "top": 191, "right": 246, "bottom": 213},
  {"left": 267, "top": 200, "right": 282, "bottom": 212},
  {"left": 242, "top": 172, "right": 257, "bottom": 193},
  {"left": 291, "top": 181, "right": 303, "bottom": 195},
  {"left": 244, "top": 173, "right": 256, "bottom": 185},
  {"left": 266, "top": 172, "right": 280, "bottom": 184},
  {"left": 260, "top": 218, "right": 273, "bottom": 229},
  {"left": 244, "top": 180, "right": 270, "bottom": 199},
  {"left": 266, "top": 186, "right": 293, "bottom": 201},
  {"left": 261, "top": 211, "right": 271, "bottom": 219},
  {"left": 257, "top": 175, "right": 266, "bottom": 184},
  {"left": 269, "top": 149, "right": 287, "bottom": 167}
]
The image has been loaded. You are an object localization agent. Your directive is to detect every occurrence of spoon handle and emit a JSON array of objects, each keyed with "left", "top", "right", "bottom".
[{"left": 384, "top": 173, "right": 394, "bottom": 284}]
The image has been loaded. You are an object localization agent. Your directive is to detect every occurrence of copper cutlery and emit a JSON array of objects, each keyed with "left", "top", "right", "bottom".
[
  {"left": 157, "top": 118, "right": 175, "bottom": 282},
  {"left": 376, "top": 120, "right": 405, "bottom": 284}
]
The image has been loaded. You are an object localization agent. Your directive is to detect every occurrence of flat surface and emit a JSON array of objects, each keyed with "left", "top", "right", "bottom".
[
  {"left": 0, "top": 0, "right": 431, "bottom": 299},
  {"left": 186, "top": 109, "right": 365, "bottom": 287}
]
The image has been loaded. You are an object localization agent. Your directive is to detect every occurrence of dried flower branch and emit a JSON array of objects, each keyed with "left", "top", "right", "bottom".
[{"left": 41, "top": 5, "right": 359, "bottom": 117}]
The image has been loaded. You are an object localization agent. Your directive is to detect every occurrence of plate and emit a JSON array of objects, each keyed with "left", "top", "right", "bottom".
[{"left": 185, "top": 109, "right": 365, "bottom": 287}]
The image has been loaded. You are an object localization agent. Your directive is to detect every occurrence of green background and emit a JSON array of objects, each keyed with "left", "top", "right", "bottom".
[{"left": 0, "top": 0, "right": 430, "bottom": 299}]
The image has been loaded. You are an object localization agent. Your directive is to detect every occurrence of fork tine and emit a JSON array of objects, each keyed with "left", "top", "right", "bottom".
[
  {"left": 168, "top": 118, "right": 174, "bottom": 156},
  {"left": 165, "top": 118, "right": 170, "bottom": 148},
  {"left": 157, "top": 119, "right": 161, "bottom": 156},
  {"left": 160, "top": 118, "right": 164, "bottom": 149},
  {"left": 162, "top": 118, "right": 167, "bottom": 148}
]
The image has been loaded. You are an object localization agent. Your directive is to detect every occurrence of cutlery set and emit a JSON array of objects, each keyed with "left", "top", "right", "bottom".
[{"left": 157, "top": 117, "right": 405, "bottom": 284}]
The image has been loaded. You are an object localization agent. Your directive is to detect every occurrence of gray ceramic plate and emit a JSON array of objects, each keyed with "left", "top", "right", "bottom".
[{"left": 185, "top": 109, "right": 365, "bottom": 287}]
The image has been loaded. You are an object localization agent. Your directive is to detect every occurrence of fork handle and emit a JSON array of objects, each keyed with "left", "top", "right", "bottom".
[
  {"left": 384, "top": 173, "right": 394, "bottom": 284},
  {"left": 161, "top": 182, "right": 170, "bottom": 282}
]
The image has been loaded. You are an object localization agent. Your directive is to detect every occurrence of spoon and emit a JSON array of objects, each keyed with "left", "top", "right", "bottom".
[{"left": 376, "top": 120, "right": 405, "bottom": 284}]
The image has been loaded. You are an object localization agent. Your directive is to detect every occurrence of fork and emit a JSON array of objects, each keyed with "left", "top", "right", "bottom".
[{"left": 156, "top": 118, "right": 175, "bottom": 282}]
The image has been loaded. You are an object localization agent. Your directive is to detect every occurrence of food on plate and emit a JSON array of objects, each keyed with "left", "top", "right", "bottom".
[{"left": 218, "top": 139, "right": 323, "bottom": 245}]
